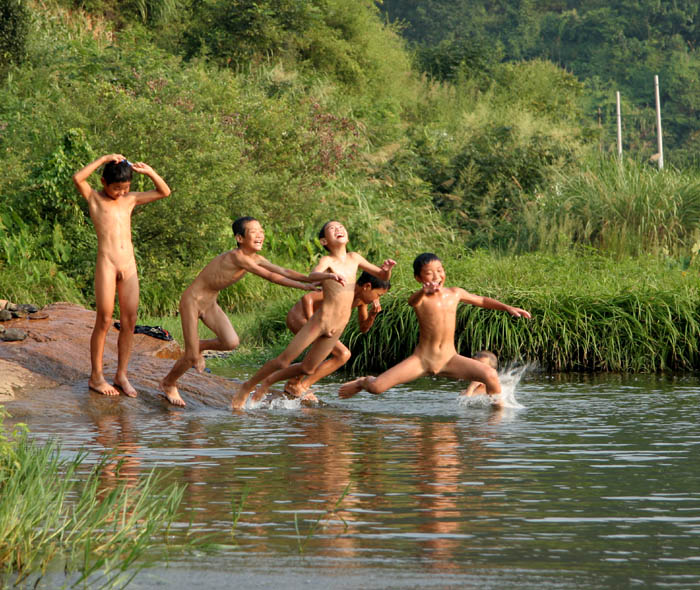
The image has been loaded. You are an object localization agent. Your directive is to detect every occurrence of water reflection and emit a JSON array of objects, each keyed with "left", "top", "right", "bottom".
[{"left": 11, "top": 372, "right": 700, "bottom": 589}]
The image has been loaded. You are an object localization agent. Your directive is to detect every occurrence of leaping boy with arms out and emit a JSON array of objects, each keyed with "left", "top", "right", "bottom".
[
  {"left": 232, "top": 220, "right": 395, "bottom": 409},
  {"left": 339, "top": 252, "right": 531, "bottom": 406},
  {"left": 160, "top": 216, "right": 343, "bottom": 407},
  {"left": 73, "top": 154, "right": 171, "bottom": 398}
]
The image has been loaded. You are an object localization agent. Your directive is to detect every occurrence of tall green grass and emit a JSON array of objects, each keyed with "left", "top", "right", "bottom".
[
  {"left": 520, "top": 158, "right": 700, "bottom": 257},
  {"left": 0, "top": 409, "right": 186, "bottom": 589}
]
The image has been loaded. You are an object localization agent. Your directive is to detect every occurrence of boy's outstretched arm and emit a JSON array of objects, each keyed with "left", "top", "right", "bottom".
[
  {"left": 458, "top": 289, "right": 531, "bottom": 318},
  {"left": 238, "top": 255, "right": 318, "bottom": 291},
  {"left": 357, "top": 256, "right": 396, "bottom": 282},
  {"left": 131, "top": 162, "right": 171, "bottom": 205},
  {"left": 73, "top": 153, "right": 125, "bottom": 199},
  {"left": 259, "top": 259, "right": 344, "bottom": 285}
]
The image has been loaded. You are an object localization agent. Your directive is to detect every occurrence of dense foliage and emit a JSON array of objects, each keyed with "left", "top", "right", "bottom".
[{"left": 2, "top": 0, "right": 700, "bottom": 372}]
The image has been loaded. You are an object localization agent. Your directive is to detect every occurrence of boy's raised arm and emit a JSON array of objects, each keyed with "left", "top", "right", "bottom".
[
  {"left": 73, "top": 153, "right": 124, "bottom": 200},
  {"left": 131, "top": 162, "right": 171, "bottom": 205},
  {"left": 357, "top": 256, "right": 396, "bottom": 282}
]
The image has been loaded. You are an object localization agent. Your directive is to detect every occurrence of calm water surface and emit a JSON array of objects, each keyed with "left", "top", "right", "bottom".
[{"left": 11, "top": 370, "right": 700, "bottom": 589}]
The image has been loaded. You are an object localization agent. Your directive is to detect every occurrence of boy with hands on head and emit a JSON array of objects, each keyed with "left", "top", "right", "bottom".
[{"left": 73, "top": 153, "right": 171, "bottom": 398}]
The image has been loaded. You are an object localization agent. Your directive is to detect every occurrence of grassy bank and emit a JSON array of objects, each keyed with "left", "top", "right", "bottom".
[{"left": 0, "top": 409, "right": 187, "bottom": 589}]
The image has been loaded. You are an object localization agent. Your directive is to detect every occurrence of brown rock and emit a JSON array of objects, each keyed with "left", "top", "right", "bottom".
[{"left": 0, "top": 302, "right": 237, "bottom": 409}]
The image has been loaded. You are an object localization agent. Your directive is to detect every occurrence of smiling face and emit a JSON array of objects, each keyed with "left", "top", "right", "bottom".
[
  {"left": 101, "top": 179, "right": 131, "bottom": 200},
  {"left": 236, "top": 219, "right": 265, "bottom": 251},
  {"left": 415, "top": 259, "right": 446, "bottom": 288},
  {"left": 320, "top": 221, "right": 349, "bottom": 250}
]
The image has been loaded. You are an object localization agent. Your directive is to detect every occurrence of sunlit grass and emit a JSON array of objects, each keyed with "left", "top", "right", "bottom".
[{"left": 0, "top": 409, "right": 188, "bottom": 589}]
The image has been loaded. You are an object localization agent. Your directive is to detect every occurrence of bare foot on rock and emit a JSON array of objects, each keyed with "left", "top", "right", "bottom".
[
  {"left": 159, "top": 379, "right": 186, "bottom": 407},
  {"left": 284, "top": 378, "right": 308, "bottom": 398},
  {"left": 231, "top": 385, "right": 250, "bottom": 410},
  {"left": 113, "top": 375, "right": 138, "bottom": 398},
  {"left": 194, "top": 354, "right": 206, "bottom": 373},
  {"left": 89, "top": 377, "right": 120, "bottom": 397}
]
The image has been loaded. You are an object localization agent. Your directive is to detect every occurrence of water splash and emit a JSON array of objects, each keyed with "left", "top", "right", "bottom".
[{"left": 458, "top": 363, "right": 533, "bottom": 409}]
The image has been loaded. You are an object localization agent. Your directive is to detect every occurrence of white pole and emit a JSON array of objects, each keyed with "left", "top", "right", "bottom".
[
  {"left": 654, "top": 75, "right": 664, "bottom": 170},
  {"left": 616, "top": 91, "right": 622, "bottom": 158}
]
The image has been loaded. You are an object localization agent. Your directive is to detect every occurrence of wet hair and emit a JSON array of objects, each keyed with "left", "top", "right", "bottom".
[
  {"left": 357, "top": 271, "right": 390, "bottom": 291},
  {"left": 474, "top": 350, "right": 498, "bottom": 369},
  {"left": 102, "top": 159, "right": 133, "bottom": 185},
  {"left": 413, "top": 252, "right": 441, "bottom": 277},
  {"left": 232, "top": 216, "right": 258, "bottom": 241}
]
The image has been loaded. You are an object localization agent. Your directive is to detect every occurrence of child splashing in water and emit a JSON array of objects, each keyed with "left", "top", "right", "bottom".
[
  {"left": 232, "top": 221, "right": 395, "bottom": 409},
  {"left": 339, "top": 253, "right": 531, "bottom": 407}
]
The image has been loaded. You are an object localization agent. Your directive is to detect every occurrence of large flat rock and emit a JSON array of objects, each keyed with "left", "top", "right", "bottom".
[{"left": 0, "top": 302, "right": 236, "bottom": 409}]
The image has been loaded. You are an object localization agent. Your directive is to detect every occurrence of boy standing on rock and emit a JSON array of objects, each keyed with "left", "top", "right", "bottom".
[{"left": 73, "top": 154, "right": 171, "bottom": 398}]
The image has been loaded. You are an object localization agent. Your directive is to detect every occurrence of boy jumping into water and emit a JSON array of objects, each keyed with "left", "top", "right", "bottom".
[
  {"left": 339, "top": 253, "right": 530, "bottom": 406},
  {"left": 73, "top": 154, "right": 171, "bottom": 398},
  {"left": 283, "top": 271, "right": 391, "bottom": 398},
  {"left": 232, "top": 220, "right": 395, "bottom": 409},
  {"left": 160, "top": 217, "right": 343, "bottom": 407}
]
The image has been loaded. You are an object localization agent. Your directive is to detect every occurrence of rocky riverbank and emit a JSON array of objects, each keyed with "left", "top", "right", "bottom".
[{"left": 0, "top": 302, "right": 235, "bottom": 407}]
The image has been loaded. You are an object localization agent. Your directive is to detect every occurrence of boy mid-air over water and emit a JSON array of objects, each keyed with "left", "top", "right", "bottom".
[
  {"left": 283, "top": 271, "right": 391, "bottom": 398},
  {"left": 73, "top": 153, "right": 171, "bottom": 398},
  {"left": 339, "top": 253, "right": 531, "bottom": 406},
  {"left": 232, "top": 221, "right": 395, "bottom": 409},
  {"left": 160, "top": 217, "right": 343, "bottom": 407}
]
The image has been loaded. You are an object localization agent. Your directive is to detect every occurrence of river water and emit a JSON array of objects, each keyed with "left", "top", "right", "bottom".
[{"left": 9, "top": 368, "right": 700, "bottom": 589}]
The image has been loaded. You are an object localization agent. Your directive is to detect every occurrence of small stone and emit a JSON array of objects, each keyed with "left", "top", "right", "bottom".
[
  {"left": 28, "top": 312, "right": 49, "bottom": 320},
  {"left": 0, "top": 310, "right": 12, "bottom": 321},
  {"left": 0, "top": 328, "right": 27, "bottom": 341}
]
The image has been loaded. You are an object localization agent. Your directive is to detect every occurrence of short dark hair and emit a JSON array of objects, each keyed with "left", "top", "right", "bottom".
[
  {"left": 474, "top": 350, "right": 498, "bottom": 369},
  {"left": 318, "top": 221, "right": 333, "bottom": 251},
  {"left": 318, "top": 221, "right": 331, "bottom": 241},
  {"left": 357, "top": 271, "right": 390, "bottom": 290},
  {"left": 413, "top": 252, "right": 441, "bottom": 276},
  {"left": 232, "top": 216, "right": 257, "bottom": 240},
  {"left": 102, "top": 159, "right": 132, "bottom": 185}
]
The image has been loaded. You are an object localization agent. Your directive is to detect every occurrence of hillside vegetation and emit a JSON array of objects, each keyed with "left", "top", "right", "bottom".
[{"left": 2, "top": 0, "right": 700, "bottom": 371}]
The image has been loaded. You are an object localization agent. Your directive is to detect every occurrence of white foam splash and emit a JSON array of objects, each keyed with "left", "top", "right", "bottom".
[{"left": 458, "top": 363, "right": 532, "bottom": 409}]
